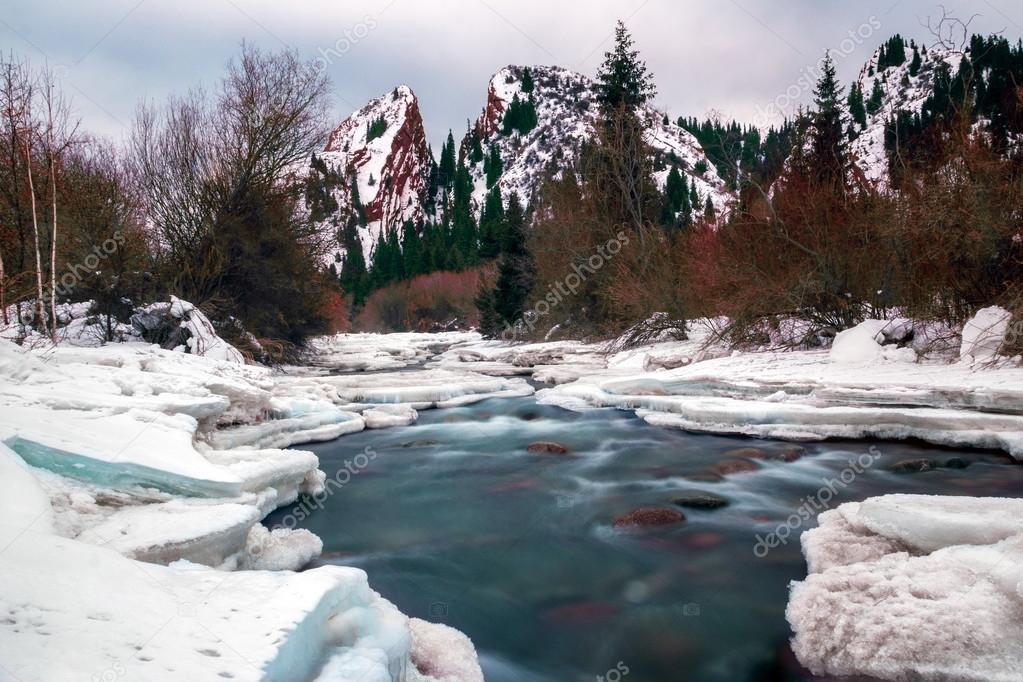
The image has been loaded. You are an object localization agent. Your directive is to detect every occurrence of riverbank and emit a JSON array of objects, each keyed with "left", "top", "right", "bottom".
[{"left": 1, "top": 315, "right": 1021, "bottom": 680}]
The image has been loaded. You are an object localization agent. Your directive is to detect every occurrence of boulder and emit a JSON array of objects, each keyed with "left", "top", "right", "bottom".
[
  {"left": 613, "top": 507, "right": 686, "bottom": 528},
  {"left": 527, "top": 441, "right": 570, "bottom": 455},
  {"left": 673, "top": 492, "right": 730, "bottom": 509}
]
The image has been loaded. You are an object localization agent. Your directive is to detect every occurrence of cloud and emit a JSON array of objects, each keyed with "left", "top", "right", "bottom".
[{"left": 0, "top": 0, "right": 1013, "bottom": 147}]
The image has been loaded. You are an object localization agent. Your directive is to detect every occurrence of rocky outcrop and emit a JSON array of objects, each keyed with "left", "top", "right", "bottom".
[
  {"left": 463, "top": 65, "right": 735, "bottom": 219},
  {"left": 314, "top": 85, "right": 432, "bottom": 262}
]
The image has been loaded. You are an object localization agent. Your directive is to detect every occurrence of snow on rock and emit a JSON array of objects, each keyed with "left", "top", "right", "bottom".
[
  {"left": 279, "top": 367, "right": 535, "bottom": 411},
  {"left": 410, "top": 618, "right": 486, "bottom": 682},
  {"left": 788, "top": 494, "right": 1023, "bottom": 681},
  {"left": 240, "top": 523, "right": 324, "bottom": 571},
  {"left": 0, "top": 333, "right": 487, "bottom": 681},
  {"left": 961, "top": 306, "right": 1012, "bottom": 363},
  {"left": 830, "top": 319, "right": 916, "bottom": 364},
  {"left": 464, "top": 65, "right": 734, "bottom": 220},
  {"left": 848, "top": 42, "right": 963, "bottom": 190},
  {"left": 363, "top": 403, "right": 419, "bottom": 429}
]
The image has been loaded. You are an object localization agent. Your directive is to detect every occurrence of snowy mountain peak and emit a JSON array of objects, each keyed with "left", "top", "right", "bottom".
[
  {"left": 464, "top": 64, "right": 734, "bottom": 218},
  {"left": 847, "top": 39, "right": 962, "bottom": 188},
  {"left": 319, "top": 84, "right": 431, "bottom": 256}
]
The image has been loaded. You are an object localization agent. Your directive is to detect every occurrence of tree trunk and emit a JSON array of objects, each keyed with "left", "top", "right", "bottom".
[
  {"left": 23, "top": 132, "right": 48, "bottom": 339},
  {"left": 48, "top": 125, "right": 57, "bottom": 340},
  {"left": 0, "top": 244, "right": 6, "bottom": 326}
]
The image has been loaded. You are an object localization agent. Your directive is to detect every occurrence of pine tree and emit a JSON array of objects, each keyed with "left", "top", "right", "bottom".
[
  {"left": 492, "top": 192, "right": 533, "bottom": 327},
  {"left": 484, "top": 143, "right": 503, "bottom": 189},
  {"left": 909, "top": 46, "right": 922, "bottom": 77},
  {"left": 479, "top": 186, "right": 505, "bottom": 259},
  {"left": 704, "top": 196, "right": 716, "bottom": 222},
  {"left": 475, "top": 285, "right": 500, "bottom": 337},
  {"left": 595, "top": 20, "right": 656, "bottom": 111},
  {"left": 438, "top": 131, "right": 456, "bottom": 188},
  {"left": 811, "top": 53, "right": 848, "bottom": 186},
  {"left": 660, "top": 164, "right": 688, "bottom": 227},
  {"left": 521, "top": 67, "right": 535, "bottom": 94},
  {"left": 847, "top": 82, "right": 867, "bottom": 129},
  {"left": 867, "top": 78, "right": 884, "bottom": 116}
]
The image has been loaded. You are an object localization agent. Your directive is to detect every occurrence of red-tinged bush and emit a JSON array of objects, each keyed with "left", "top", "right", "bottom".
[{"left": 354, "top": 266, "right": 494, "bottom": 332}]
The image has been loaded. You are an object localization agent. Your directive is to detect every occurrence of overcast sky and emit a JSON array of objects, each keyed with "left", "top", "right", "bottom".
[{"left": 1, "top": 0, "right": 1017, "bottom": 148}]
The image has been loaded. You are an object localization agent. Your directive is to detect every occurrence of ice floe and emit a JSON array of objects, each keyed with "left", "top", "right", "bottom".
[{"left": 788, "top": 494, "right": 1023, "bottom": 681}]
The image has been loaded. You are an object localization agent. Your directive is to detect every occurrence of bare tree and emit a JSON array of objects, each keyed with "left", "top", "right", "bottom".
[{"left": 40, "top": 64, "right": 80, "bottom": 339}]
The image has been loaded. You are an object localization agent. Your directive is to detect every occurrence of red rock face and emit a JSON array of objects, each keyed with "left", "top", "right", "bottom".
[
  {"left": 478, "top": 80, "right": 507, "bottom": 138},
  {"left": 321, "top": 86, "right": 430, "bottom": 236},
  {"left": 370, "top": 96, "right": 429, "bottom": 228}
]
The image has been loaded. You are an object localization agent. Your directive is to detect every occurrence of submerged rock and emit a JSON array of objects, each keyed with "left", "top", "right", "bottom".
[
  {"left": 724, "top": 447, "right": 769, "bottom": 459},
  {"left": 673, "top": 492, "right": 730, "bottom": 509},
  {"left": 712, "top": 459, "right": 761, "bottom": 476},
  {"left": 613, "top": 507, "right": 686, "bottom": 528},
  {"left": 527, "top": 441, "right": 571, "bottom": 455},
  {"left": 776, "top": 445, "right": 807, "bottom": 462},
  {"left": 889, "top": 458, "right": 935, "bottom": 474}
]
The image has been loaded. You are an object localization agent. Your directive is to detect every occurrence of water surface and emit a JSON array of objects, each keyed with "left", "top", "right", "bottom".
[{"left": 267, "top": 397, "right": 1023, "bottom": 682}]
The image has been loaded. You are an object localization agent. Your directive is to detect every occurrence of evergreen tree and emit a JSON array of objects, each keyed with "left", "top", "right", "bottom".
[
  {"left": 438, "top": 131, "right": 456, "bottom": 188},
  {"left": 847, "top": 82, "right": 867, "bottom": 129},
  {"left": 479, "top": 186, "right": 505, "bottom": 259},
  {"left": 595, "top": 20, "right": 657, "bottom": 111},
  {"left": 867, "top": 78, "right": 884, "bottom": 116},
  {"left": 475, "top": 285, "right": 501, "bottom": 337},
  {"left": 704, "top": 195, "right": 716, "bottom": 222},
  {"left": 811, "top": 53, "right": 848, "bottom": 186},
  {"left": 660, "top": 164, "right": 688, "bottom": 227},
  {"left": 689, "top": 178, "right": 700, "bottom": 211},
  {"left": 451, "top": 159, "right": 479, "bottom": 265},
  {"left": 909, "top": 46, "right": 922, "bottom": 77},
  {"left": 366, "top": 114, "right": 387, "bottom": 142},
  {"left": 520, "top": 67, "right": 535, "bottom": 94},
  {"left": 492, "top": 192, "right": 534, "bottom": 328},
  {"left": 468, "top": 129, "right": 484, "bottom": 165},
  {"left": 484, "top": 143, "right": 504, "bottom": 189}
]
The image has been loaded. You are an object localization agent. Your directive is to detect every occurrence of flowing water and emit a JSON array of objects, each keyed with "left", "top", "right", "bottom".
[{"left": 266, "top": 396, "right": 1023, "bottom": 682}]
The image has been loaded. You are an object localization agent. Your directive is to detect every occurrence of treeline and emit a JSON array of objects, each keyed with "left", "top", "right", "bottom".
[
  {"left": 479, "top": 23, "right": 1023, "bottom": 348},
  {"left": 0, "top": 45, "right": 345, "bottom": 360}
]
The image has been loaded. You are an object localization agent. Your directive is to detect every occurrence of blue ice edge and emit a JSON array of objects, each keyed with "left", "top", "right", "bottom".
[{"left": 3, "top": 435, "right": 242, "bottom": 498}]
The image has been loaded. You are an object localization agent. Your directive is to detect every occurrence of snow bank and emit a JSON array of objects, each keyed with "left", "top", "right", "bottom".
[
  {"left": 830, "top": 319, "right": 916, "bottom": 364},
  {"left": 537, "top": 341, "right": 1023, "bottom": 457},
  {"left": 961, "top": 306, "right": 1012, "bottom": 363},
  {"left": 0, "top": 334, "right": 486, "bottom": 681},
  {"left": 788, "top": 494, "right": 1023, "bottom": 681}
]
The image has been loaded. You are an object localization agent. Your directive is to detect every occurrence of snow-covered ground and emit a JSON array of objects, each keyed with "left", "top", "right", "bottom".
[
  {"left": 426, "top": 315, "right": 1023, "bottom": 458},
  {"left": 788, "top": 494, "right": 1023, "bottom": 681},
  {"left": 0, "top": 326, "right": 514, "bottom": 681},
  {"left": 2, "top": 304, "right": 1020, "bottom": 680}
]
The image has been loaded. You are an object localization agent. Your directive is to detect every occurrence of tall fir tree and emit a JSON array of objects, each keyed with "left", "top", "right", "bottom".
[
  {"left": 811, "top": 53, "right": 848, "bottom": 187},
  {"left": 492, "top": 192, "right": 534, "bottom": 327},
  {"left": 595, "top": 20, "right": 657, "bottom": 111},
  {"left": 438, "top": 131, "right": 456, "bottom": 189},
  {"left": 478, "top": 186, "right": 505, "bottom": 259}
]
